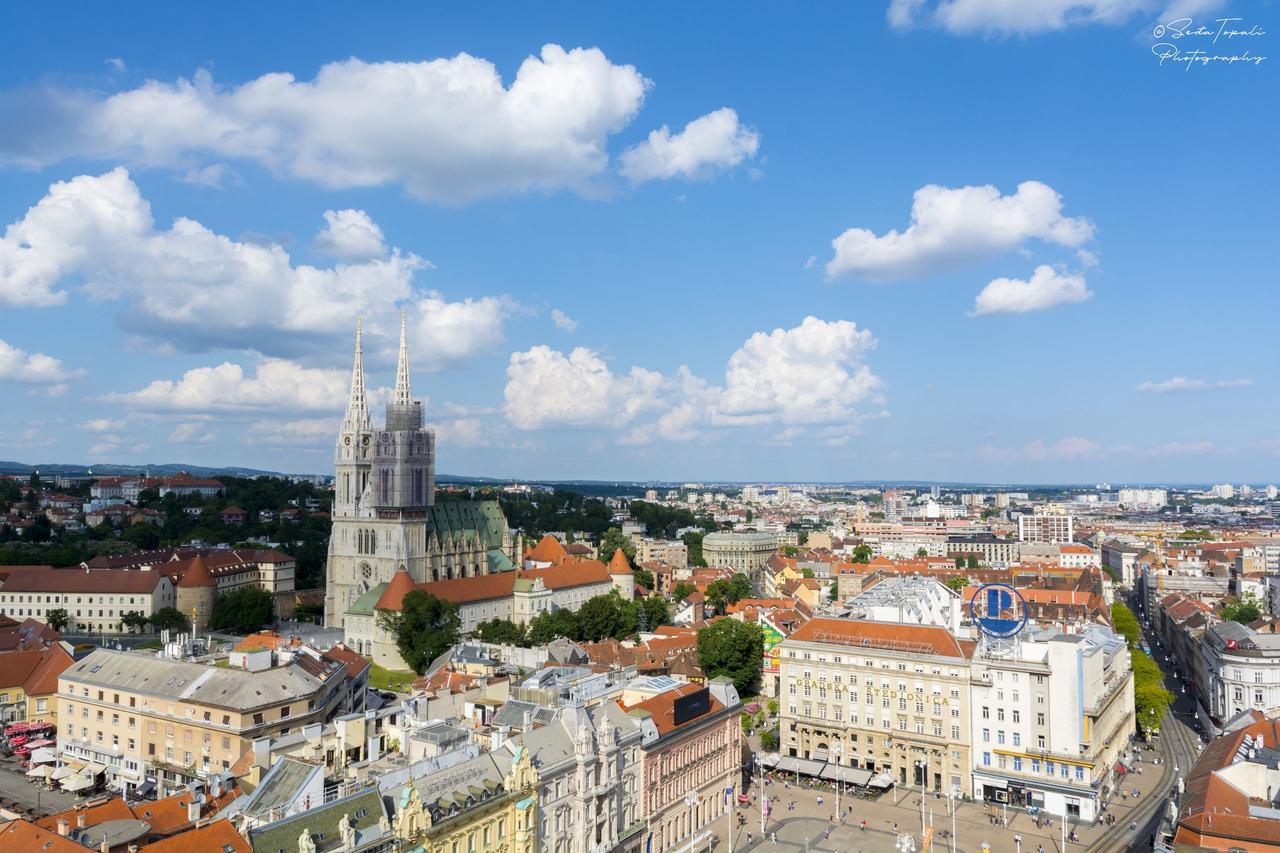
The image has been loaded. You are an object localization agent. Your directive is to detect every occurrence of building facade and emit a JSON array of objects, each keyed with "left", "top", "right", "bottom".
[
  {"left": 1018, "top": 515, "right": 1074, "bottom": 545},
  {"left": 57, "top": 648, "right": 347, "bottom": 793},
  {"left": 0, "top": 567, "right": 176, "bottom": 633},
  {"left": 325, "top": 320, "right": 520, "bottom": 630},
  {"left": 628, "top": 678, "right": 742, "bottom": 853},
  {"left": 701, "top": 532, "right": 778, "bottom": 587},
  {"left": 634, "top": 539, "right": 688, "bottom": 569},
  {"left": 777, "top": 619, "right": 974, "bottom": 795}
]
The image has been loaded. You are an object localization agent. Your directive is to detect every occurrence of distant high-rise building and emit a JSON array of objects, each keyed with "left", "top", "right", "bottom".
[
  {"left": 1017, "top": 514, "right": 1074, "bottom": 545},
  {"left": 1117, "top": 488, "right": 1168, "bottom": 508}
]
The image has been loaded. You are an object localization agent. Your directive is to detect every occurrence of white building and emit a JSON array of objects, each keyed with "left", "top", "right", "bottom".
[
  {"left": 1117, "top": 488, "right": 1168, "bottom": 509},
  {"left": 969, "top": 627, "right": 1134, "bottom": 823},
  {"left": 1201, "top": 620, "right": 1280, "bottom": 725}
]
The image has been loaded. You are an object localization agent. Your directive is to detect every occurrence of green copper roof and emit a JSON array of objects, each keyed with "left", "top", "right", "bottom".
[
  {"left": 348, "top": 583, "right": 388, "bottom": 616},
  {"left": 487, "top": 547, "right": 515, "bottom": 574},
  {"left": 248, "top": 788, "right": 386, "bottom": 853},
  {"left": 429, "top": 500, "right": 509, "bottom": 551}
]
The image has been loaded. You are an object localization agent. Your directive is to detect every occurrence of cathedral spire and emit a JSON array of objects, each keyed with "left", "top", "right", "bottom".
[
  {"left": 394, "top": 309, "right": 412, "bottom": 406},
  {"left": 344, "top": 318, "right": 370, "bottom": 430}
]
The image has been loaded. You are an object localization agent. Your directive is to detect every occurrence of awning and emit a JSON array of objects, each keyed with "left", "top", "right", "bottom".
[
  {"left": 86, "top": 762, "right": 106, "bottom": 776},
  {"left": 26, "top": 764, "right": 52, "bottom": 779},
  {"left": 133, "top": 781, "right": 156, "bottom": 799},
  {"left": 775, "top": 756, "right": 826, "bottom": 777},
  {"left": 29, "top": 746, "right": 57, "bottom": 764},
  {"left": 868, "top": 772, "right": 896, "bottom": 789},
  {"left": 820, "top": 765, "right": 873, "bottom": 786},
  {"left": 61, "top": 774, "right": 94, "bottom": 792},
  {"left": 757, "top": 753, "right": 780, "bottom": 768},
  {"left": 51, "top": 765, "right": 80, "bottom": 781},
  {"left": 980, "top": 778, "right": 1009, "bottom": 790},
  {"left": 810, "top": 749, "right": 829, "bottom": 762}
]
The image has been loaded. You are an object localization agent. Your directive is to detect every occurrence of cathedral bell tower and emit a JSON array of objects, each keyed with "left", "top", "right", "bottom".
[{"left": 335, "top": 318, "right": 374, "bottom": 514}]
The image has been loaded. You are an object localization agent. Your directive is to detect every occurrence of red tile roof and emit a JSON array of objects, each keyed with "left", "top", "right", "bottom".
[
  {"left": 140, "top": 819, "right": 250, "bottom": 853},
  {"left": 621, "top": 681, "right": 725, "bottom": 737},
  {"left": 608, "top": 548, "right": 633, "bottom": 575},
  {"left": 0, "top": 566, "right": 168, "bottom": 594},
  {"left": 787, "top": 618, "right": 971, "bottom": 658},
  {"left": 526, "top": 534, "right": 567, "bottom": 563},
  {"left": 176, "top": 553, "right": 215, "bottom": 588}
]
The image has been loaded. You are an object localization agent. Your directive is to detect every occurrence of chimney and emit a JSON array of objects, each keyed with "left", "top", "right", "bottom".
[
  {"left": 100, "top": 840, "right": 109, "bottom": 853},
  {"left": 187, "top": 794, "right": 203, "bottom": 822},
  {"left": 56, "top": 820, "right": 69, "bottom": 837},
  {"left": 252, "top": 736, "right": 272, "bottom": 769},
  {"left": 77, "top": 812, "right": 87, "bottom": 829}
]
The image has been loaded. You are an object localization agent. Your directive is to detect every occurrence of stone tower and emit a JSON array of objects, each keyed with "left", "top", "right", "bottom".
[
  {"left": 324, "top": 315, "right": 435, "bottom": 629},
  {"left": 176, "top": 554, "right": 217, "bottom": 634}
]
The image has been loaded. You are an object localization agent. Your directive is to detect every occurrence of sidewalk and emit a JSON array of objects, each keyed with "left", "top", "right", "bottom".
[{"left": 697, "top": 758, "right": 1168, "bottom": 853}]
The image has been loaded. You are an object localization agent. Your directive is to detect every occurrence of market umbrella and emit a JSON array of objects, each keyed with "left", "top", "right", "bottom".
[
  {"left": 60, "top": 774, "right": 94, "bottom": 792},
  {"left": 29, "top": 746, "right": 57, "bottom": 764},
  {"left": 25, "top": 764, "right": 52, "bottom": 780}
]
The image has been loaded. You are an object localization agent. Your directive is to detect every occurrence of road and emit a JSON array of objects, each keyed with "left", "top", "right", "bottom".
[{"left": 1085, "top": 592, "right": 1202, "bottom": 852}]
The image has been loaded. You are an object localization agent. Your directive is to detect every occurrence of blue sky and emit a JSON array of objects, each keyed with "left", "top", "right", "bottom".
[{"left": 0, "top": 1, "right": 1276, "bottom": 483}]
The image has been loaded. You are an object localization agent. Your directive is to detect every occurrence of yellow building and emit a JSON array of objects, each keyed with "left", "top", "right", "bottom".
[
  {"left": 394, "top": 743, "right": 538, "bottom": 853},
  {"left": 0, "top": 643, "right": 72, "bottom": 726},
  {"left": 58, "top": 647, "right": 348, "bottom": 794}
]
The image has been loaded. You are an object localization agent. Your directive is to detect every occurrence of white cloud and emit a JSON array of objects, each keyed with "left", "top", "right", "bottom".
[
  {"left": 314, "top": 209, "right": 386, "bottom": 260},
  {"left": 12, "top": 425, "right": 58, "bottom": 449},
  {"left": 103, "top": 358, "right": 350, "bottom": 412},
  {"left": 0, "top": 169, "right": 509, "bottom": 366},
  {"left": 716, "top": 316, "right": 882, "bottom": 425},
  {"left": 886, "top": 0, "right": 1226, "bottom": 35},
  {"left": 169, "top": 422, "right": 217, "bottom": 444},
  {"left": 620, "top": 108, "right": 759, "bottom": 183},
  {"left": 826, "top": 181, "right": 1093, "bottom": 281},
  {"left": 4, "top": 46, "right": 656, "bottom": 203},
  {"left": 509, "top": 316, "right": 884, "bottom": 446},
  {"left": 87, "top": 432, "right": 149, "bottom": 458},
  {"left": 105, "top": 57, "right": 126, "bottom": 72},
  {"left": 803, "top": 255, "right": 816, "bottom": 270},
  {"left": 503, "top": 346, "right": 666, "bottom": 430},
  {"left": 972, "top": 264, "right": 1091, "bottom": 315},
  {"left": 0, "top": 338, "right": 83, "bottom": 383},
  {"left": 1137, "top": 376, "right": 1254, "bottom": 393},
  {"left": 82, "top": 418, "right": 126, "bottom": 432},
  {"left": 550, "top": 308, "right": 578, "bottom": 332},
  {"left": 245, "top": 417, "right": 337, "bottom": 446}
]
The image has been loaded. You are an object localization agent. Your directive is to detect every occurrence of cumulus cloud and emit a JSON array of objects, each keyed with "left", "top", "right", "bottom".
[
  {"left": 82, "top": 418, "right": 127, "bottom": 432},
  {"left": 508, "top": 316, "right": 884, "bottom": 446},
  {"left": 550, "top": 309, "right": 578, "bottom": 332},
  {"left": 886, "top": 0, "right": 1226, "bottom": 35},
  {"left": 1137, "top": 376, "right": 1254, "bottom": 393},
  {"left": 0, "top": 338, "right": 83, "bottom": 384},
  {"left": 0, "top": 169, "right": 509, "bottom": 365},
  {"left": 977, "top": 435, "right": 1101, "bottom": 463},
  {"left": 826, "top": 181, "right": 1093, "bottom": 281},
  {"left": 620, "top": 108, "right": 759, "bottom": 183},
  {"left": 87, "top": 432, "right": 149, "bottom": 458},
  {"left": 314, "top": 209, "right": 386, "bottom": 259},
  {"left": 972, "top": 264, "right": 1091, "bottom": 315},
  {"left": 503, "top": 346, "right": 666, "bottom": 430},
  {"left": 105, "top": 57, "right": 126, "bottom": 72},
  {"left": 1, "top": 46, "right": 658, "bottom": 203},
  {"left": 169, "top": 422, "right": 217, "bottom": 444},
  {"left": 103, "top": 358, "right": 350, "bottom": 412}
]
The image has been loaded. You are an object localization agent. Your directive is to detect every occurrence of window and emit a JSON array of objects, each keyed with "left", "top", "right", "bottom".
[
  {"left": 1075, "top": 766, "right": 1084, "bottom": 781},
  {"left": 982, "top": 706, "right": 990, "bottom": 720},
  {"left": 982, "top": 728, "right": 990, "bottom": 742},
  {"left": 951, "top": 726, "right": 960, "bottom": 740},
  {"left": 1013, "top": 757, "right": 1022, "bottom": 771},
  {"left": 997, "top": 731, "right": 1005, "bottom": 745},
  {"left": 982, "top": 752, "right": 991, "bottom": 766},
  {"left": 1036, "top": 713, "right": 1044, "bottom": 726}
]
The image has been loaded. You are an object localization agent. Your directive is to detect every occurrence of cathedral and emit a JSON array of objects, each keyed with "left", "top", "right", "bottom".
[{"left": 323, "top": 317, "right": 521, "bottom": 630}]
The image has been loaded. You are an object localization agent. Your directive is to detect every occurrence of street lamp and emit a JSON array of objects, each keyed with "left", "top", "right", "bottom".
[
  {"left": 947, "top": 787, "right": 958, "bottom": 853},
  {"left": 915, "top": 758, "right": 928, "bottom": 840},
  {"left": 833, "top": 742, "right": 842, "bottom": 820}
]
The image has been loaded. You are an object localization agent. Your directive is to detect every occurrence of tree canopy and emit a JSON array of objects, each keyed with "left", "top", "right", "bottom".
[
  {"left": 696, "top": 618, "right": 764, "bottom": 693},
  {"left": 474, "top": 618, "right": 527, "bottom": 646},
  {"left": 1221, "top": 592, "right": 1262, "bottom": 625},
  {"left": 599, "top": 527, "right": 635, "bottom": 562},
  {"left": 377, "top": 591, "right": 460, "bottom": 675},
  {"left": 210, "top": 585, "right": 275, "bottom": 634}
]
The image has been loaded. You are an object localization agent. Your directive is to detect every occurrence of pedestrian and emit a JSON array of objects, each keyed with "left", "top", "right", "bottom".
[
  {"left": 772, "top": 831, "right": 777, "bottom": 844},
  {"left": 748, "top": 832, "right": 753, "bottom": 845},
  {"left": 860, "top": 819, "right": 867, "bottom": 831}
]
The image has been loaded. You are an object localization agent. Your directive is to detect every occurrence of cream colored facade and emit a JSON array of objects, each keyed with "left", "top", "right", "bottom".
[
  {"left": 778, "top": 627, "right": 974, "bottom": 795},
  {"left": 0, "top": 571, "right": 175, "bottom": 634},
  {"left": 635, "top": 539, "right": 688, "bottom": 569},
  {"left": 56, "top": 648, "right": 346, "bottom": 793}
]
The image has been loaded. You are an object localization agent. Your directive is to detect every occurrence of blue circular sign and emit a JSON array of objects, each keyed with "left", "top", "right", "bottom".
[{"left": 969, "top": 583, "right": 1027, "bottom": 639}]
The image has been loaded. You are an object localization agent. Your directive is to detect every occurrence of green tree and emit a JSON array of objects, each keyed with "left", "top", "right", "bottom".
[
  {"left": 954, "top": 556, "right": 964, "bottom": 569},
  {"left": 528, "top": 608, "right": 581, "bottom": 645},
  {"left": 474, "top": 618, "right": 528, "bottom": 646},
  {"left": 1131, "top": 649, "right": 1173, "bottom": 733},
  {"left": 599, "top": 527, "right": 636, "bottom": 562},
  {"left": 682, "top": 531, "right": 707, "bottom": 567},
  {"left": 760, "top": 728, "right": 779, "bottom": 751},
  {"left": 120, "top": 611, "right": 149, "bottom": 633},
  {"left": 46, "top": 608, "right": 70, "bottom": 633},
  {"left": 27, "top": 515, "right": 52, "bottom": 543},
  {"left": 377, "top": 591, "right": 460, "bottom": 675},
  {"left": 639, "top": 596, "right": 670, "bottom": 630},
  {"left": 632, "top": 566, "right": 655, "bottom": 591},
  {"left": 697, "top": 619, "right": 765, "bottom": 693},
  {"left": 966, "top": 555, "right": 979, "bottom": 569},
  {"left": 123, "top": 522, "right": 161, "bottom": 550},
  {"left": 945, "top": 576, "right": 969, "bottom": 593},
  {"left": 705, "top": 579, "right": 733, "bottom": 614},
  {"left": 800, "top": 567, "right": 815, "bottom": 579},
  {"left": 151, "top": 607, "right": 189, "bottom": 633},
  {"left": 1110, "top": 601, "right": 1142, "bottom": 648},
  {"left": 577, "top": 593, "right": 634, "bottom": 642},
  {"left": 915, "top": 547, "right": 928, "bottom": 558},
  {"left": 729, "top": 574, "right": 753, "bottom": 601},
  {"left": 211, "top": 586, "right": 275, "bottom": 634},
  {"left": 828, "top": 583, "right": 839, "bottom": 602},
  {"left": 670, "top": 582, "right": 696, "bottom": 602},
  {"left": 1222, "top": 592, "right": 1263, "bottom": 625}
]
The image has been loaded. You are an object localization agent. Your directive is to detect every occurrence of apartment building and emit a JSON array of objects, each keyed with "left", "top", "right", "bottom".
[
  {"left": 1201, "top": 619, "right": 1280, "bottom": 725},
  {"left": 777, "top": 618, "right": 975, "bottom": 795},
  {"left": 635, "top": 538, "right": 688, "bottom": 569},
  {"left": 1017, "top": 515, "right": 1074, "bottom": 545},
  {"left": 946, "top": 535, "right": 1020, "bottom": 565},
  {"left": 57, "top": 648, "right": 348, "bottom": 794},
  {"left": 969, "top": 627, "right": 1134, "bottom": 822},
  {"left": 0, "top": 567, "right": 176, "bottom": 633}
]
